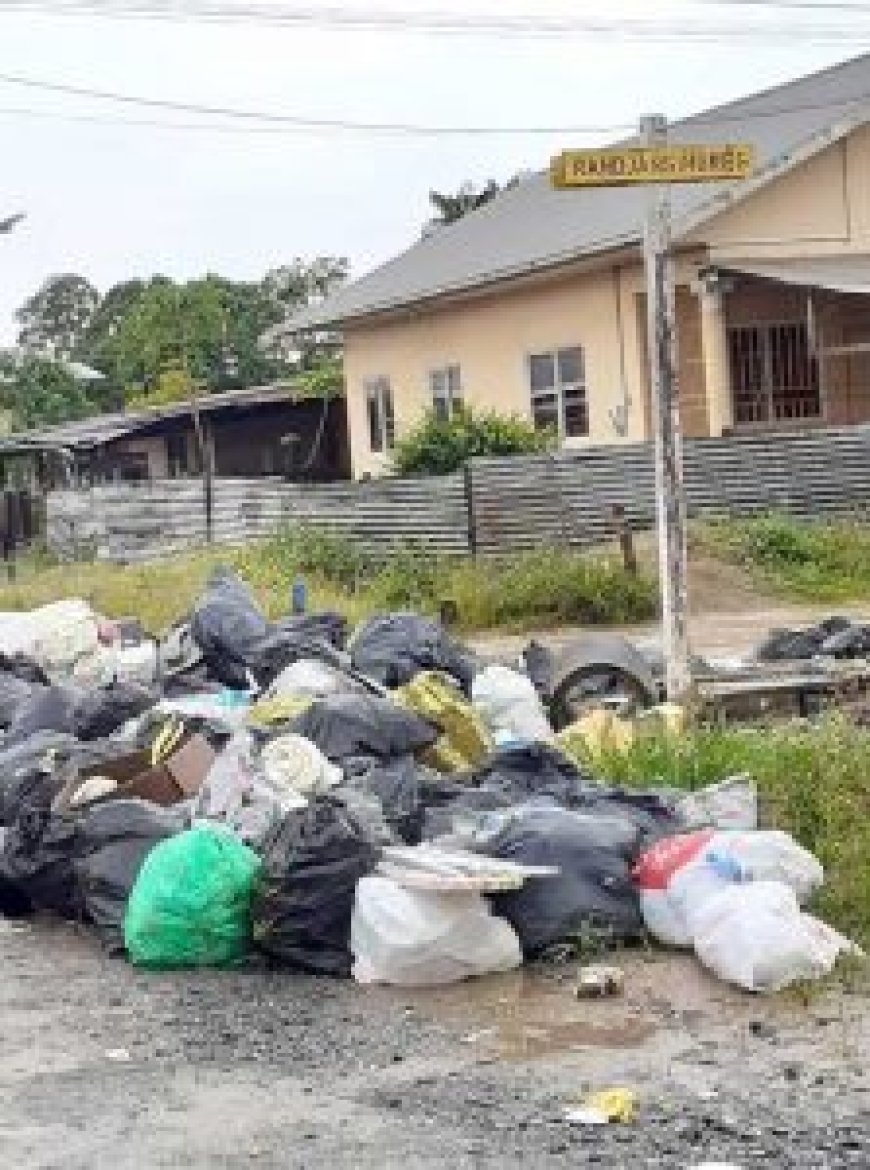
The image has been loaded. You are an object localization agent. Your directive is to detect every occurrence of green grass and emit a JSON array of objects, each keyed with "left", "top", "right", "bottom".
[
  {"left": 694, "top": 513, "right": 870, "bottom": 603},
  {"left": 592, "top": 718, "right": 870, "bottom": 950},
  {"left": 0, "top": 526, "right": 657, "bottom": 636}
]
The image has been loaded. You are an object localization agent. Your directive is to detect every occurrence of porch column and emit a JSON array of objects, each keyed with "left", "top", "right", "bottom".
[{"left": 697, "top": 283, "right": 733, "bottom": 435}]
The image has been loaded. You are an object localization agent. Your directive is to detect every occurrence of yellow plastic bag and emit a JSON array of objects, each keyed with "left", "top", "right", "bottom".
[
  {"left": 395, "top": 672, "right": 491, "bottom": 773},
  {"left": 247, "top": 694, "right": 312, "bottom": 728}
]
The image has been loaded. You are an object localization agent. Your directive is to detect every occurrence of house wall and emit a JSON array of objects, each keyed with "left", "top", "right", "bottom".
[
  {"left": 344, "top": 257, "right": 713, "bottom": 478},
  {"left": 700, "top": 122, "right": 870, "bottom": 261}
]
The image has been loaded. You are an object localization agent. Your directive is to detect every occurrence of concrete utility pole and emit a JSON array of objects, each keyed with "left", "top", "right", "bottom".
[{"left": 640, "top": 114, "right": 692, "bottom": 702}]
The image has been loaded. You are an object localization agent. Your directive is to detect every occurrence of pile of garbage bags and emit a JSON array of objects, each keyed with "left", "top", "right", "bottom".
[{"left": 0, "top": 569, "right": 857, "bottom": 992}]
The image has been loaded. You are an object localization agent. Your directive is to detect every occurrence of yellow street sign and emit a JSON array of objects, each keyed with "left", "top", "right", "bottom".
[{"left": 551, "top": 143, "right": 755, "bottom": 188}]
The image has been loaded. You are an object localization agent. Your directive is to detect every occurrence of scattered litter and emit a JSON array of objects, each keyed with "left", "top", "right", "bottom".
[
  {"left": 565, "top": 1088, "right": 637, "bottom": 1125},
  {"left": 104, "top": 1048, "right": 132, "bottom": 1063},
  {"left": 575, "top": 964, "right": 625, "bottom": 998}
]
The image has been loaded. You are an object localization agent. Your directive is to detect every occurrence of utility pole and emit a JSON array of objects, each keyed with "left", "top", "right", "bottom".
[
  {"left": 551, "top": 128, "right": 754, "bottom": 702},
  {"left": 640, "top": 114, "right": 691, "bottom": 702}
]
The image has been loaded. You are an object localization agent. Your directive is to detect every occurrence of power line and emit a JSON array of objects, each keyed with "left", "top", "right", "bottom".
[
  {"left": 4, "top": 0, "right": 870, "bottom": 41},
  {"left": 0, "top": 79, "right": 634, "bottom": 136},
  {"left": 2, "top": 70, "right": 870, "bottom": 141}
]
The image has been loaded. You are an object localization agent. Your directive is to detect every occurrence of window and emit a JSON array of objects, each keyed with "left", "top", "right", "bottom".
[
  {"left": 430, "top": 364, "right": 463, "bottom": 420},
  {"left": 365, "top": 377, "right": 395, "bottom": 452},
  {"left": 728, "top": 323, "right": 820, "bottom": 425},
  {"left": 529, "top": 345, "right": 588, "bottom": 438}
]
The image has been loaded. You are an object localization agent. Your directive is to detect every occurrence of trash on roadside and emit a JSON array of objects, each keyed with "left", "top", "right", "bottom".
[
  {"left": 632, "top": 828, "right": 859, "bottom": 990},
  {"left": 471, "top": 664, "right": 554, "bottom": 743},
  {"left": 395, "top": 672, "right": 491, "bottom": 772},
  {"left": 564, "top": 1087, "right": 637, "bottom": 1125},
  {"left": 676, "top": 776, "right": 757, "bottom": 831},
  {"left": 252, "top": 797, "right": 379, "bottom": 975},
  {"left": 470, "top": 805, "right": 644, "bottom": 955},
  {"left": 575, "top": 964, "right": 625, "bottom": 998},
  {"left": 351, "top": 874, "right": 522, "bottom": 985},
  {"left": 0, "top": 573, "right": 861, "bottom": 1000},
  {"left": 124, "top": 824, "right": 262, "bottom": 968},
  {"left": 291, "top": 693, "right": 438, "bottom": 761},
  {"left": 349, "top": 612, "right": 478, "bottom": 694}
]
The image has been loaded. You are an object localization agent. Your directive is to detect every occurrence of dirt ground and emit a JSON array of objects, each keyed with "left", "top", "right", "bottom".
[{"left": 1, "top": 915, "right": 867, "bottom": 1170}]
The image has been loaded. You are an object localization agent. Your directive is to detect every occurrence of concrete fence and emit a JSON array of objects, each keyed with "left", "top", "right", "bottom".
[{"left": 46, "top": 424, "right": 870, "bottom": 563}]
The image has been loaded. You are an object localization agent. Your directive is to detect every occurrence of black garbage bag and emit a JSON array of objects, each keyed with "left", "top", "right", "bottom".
[
  {"left": 341, "top": 754, "right": 425, "bottom": 844},
  {"left": 350, "top": 612, "right": 479, "bottom": 694},
  {"left": 754, "top": 628, "right": 820, "bottom": 661},
  {"left": 0, "top": 671, "right": 41, "bottom": 730},
  {"left": 252, "top": 797, "right": 380, "bottom": 975},
  {"left": 246, "top": 629, "right": 341, "bottom": 690},
  {"left": 470, "top": 743, "right": 594, "bottom": 807},
  {"left": 0, "top": 731, "right": 81, "bottom": 825},
  {"left": 292, "top": 694, "right": 438, "bottom": 761},
  {"left": 275, "top": 612, "right": 347, "bottom": 651},
  {"left": 0, "top": 805, "right": 80, "bottom": 918},
  {"left": 73, "top": 798, "right": 183, "bottom": 949},
  {"left": 6, "top": 685, "right": 78, "bottom": 743},
  {"left": 72, "top": 681, "right": 156, "bottom": 740},
  {"left": 475, "top": 805, "right": 644, "bottom": 955},
  {"left": 821, "top": 622, "right": 870, "bottom": 658},
  {"left": 190, "top": 566, "right": 270, "bottom": 687},
  {"left": 568, "top": 788, "right": 682, "bottom": 843},
  {"left": 0, "top": 651, "right": 49, "bottom": 687}
]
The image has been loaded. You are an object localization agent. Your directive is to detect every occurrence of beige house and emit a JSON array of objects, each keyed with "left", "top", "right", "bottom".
[{"left": 290, "top": 53, "right": 870, "bottom": 479}]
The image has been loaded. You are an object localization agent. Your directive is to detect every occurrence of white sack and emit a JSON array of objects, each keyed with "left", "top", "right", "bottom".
[{"left": 471, "top": 665, "right": 553, "bottom": 743}]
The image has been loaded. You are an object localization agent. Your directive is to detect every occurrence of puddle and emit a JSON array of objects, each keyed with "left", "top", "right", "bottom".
[{"left": 391, "top": 967, "right": 658, "bottom": 1060}]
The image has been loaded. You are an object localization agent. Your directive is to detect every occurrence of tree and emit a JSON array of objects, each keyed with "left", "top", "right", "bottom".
[
  {"left": 15, "top": 274, "right": 100, "bottom": 357},
  {"left": 423, "top": 176, "right": 525, "bottom": 235},
  {"left": 0, "top": 354, "right": 96, "bottom": 430}
]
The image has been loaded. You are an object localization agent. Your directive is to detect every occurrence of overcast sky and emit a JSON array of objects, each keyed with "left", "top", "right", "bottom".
[{"left": 0, "top": 1, "right": 864, "bottom": 343}]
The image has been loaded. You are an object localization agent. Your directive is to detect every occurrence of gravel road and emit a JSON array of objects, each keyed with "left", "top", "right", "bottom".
[{"left": 1, "top": 917, "right": 866, "bottom": 1169}]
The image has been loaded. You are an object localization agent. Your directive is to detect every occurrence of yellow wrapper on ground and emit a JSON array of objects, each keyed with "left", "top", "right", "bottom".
[
  {"left": 395, "top": 672, "right": 492, "bottom": 773},
  {"left": 582, "top": 1087, "right": 637, "bottom": 1123}
]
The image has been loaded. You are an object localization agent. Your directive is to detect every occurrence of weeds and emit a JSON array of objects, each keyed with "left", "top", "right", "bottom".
[
  {"left": 0, "top": 525, "right": 657, "bottom": 636},
  {"left": 695, "top": 513, "right": 870, "bottom": 602}
]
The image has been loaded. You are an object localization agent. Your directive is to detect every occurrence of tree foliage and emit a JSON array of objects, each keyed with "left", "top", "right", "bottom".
[
  {"left": 5, "top": 257, "right": 348, "bottom": 426},
  {"left": 15, "top": 274, "right": 100, "bottom": 357},
  {"left": 392, "top": 406, "right": 553, "bottom": 476},
  {"left": 0, "top": 354, "right": 99, "bottom": 430},
  {"left": 424, "top": 175, "right": 522, "bottom": 234}
]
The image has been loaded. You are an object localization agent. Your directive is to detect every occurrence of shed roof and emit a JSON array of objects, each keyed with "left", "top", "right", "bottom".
[
  {"left": 287, "top": 51, "right": 870, "bottom": 331},
  {"left": 0, "top": 383, "right": 307, "bottom": 452}
]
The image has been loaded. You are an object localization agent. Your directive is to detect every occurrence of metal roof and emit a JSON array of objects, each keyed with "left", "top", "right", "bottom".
[
  {"left": 2, "top": 383, "right": 305, "bottom": 452},
  {"left": 717, "top": 256, "right": 870, "bottom": 296},
  {"left": 287, "top": 51, "right": 870, "bottom": 331}
]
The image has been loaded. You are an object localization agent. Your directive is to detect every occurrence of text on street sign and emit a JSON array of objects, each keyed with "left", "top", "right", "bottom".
[{"left": 551, "top": 143, "right": 755, "bottom": 188}]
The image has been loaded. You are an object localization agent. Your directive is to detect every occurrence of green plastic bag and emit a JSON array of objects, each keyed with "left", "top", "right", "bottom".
[{"left": 124, "top": 825, "right": 262, "bottom": 968}]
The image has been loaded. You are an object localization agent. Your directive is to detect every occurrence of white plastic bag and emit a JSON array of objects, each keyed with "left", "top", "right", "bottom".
[
  {"left": 692, "top": 881, "right": 856, "bottom": 991},
  {"left": 193, "top": 732, "right": 288, "bottom": 846},
  {"left": 260, "top": 734, "right": 342, "bottom": 802},
  {"left": 0, "top": 599, "right": 101, "bottom": 677},
  {"left": 266, "top": 658, "right": 358, "bottom": 701},
  {"left": 351, "top": 875, "right": 522, "bottom": 986},
  {"left": 634, "top": 829, "right": 825, "bottom": 947},
  {"left": 471, "top": 665, "right": 553, "bottom": 743},
  {"left": 677, "top": 776, "right": 757, "bottom": 831},
  {"left": 73, "top": 641, "right": 158, "bottom": 688}
]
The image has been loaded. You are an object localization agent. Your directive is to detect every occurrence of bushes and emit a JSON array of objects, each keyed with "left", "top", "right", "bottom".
[{"left": 392, "top": 407, "right": 552, "bottom": 476}]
